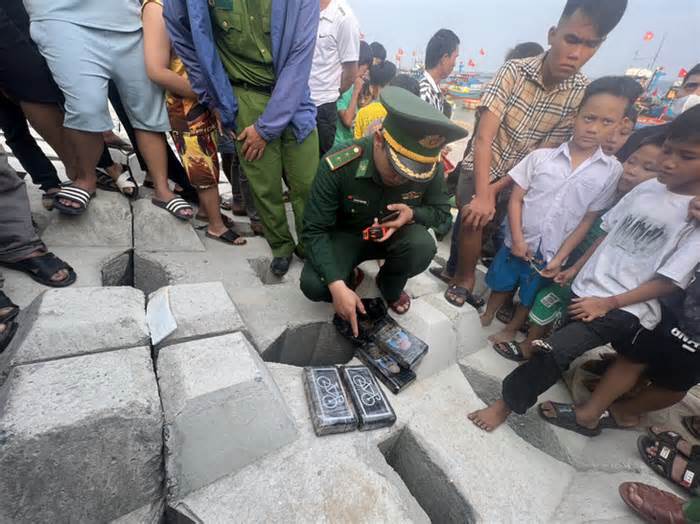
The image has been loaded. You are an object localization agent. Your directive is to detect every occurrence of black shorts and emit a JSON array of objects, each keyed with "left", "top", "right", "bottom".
[
  {"left": 616, "top": 316, "right": 700, "bottom": 392},
  {"left": 0, "top": 0, "right": 63, "bottom": 105}
]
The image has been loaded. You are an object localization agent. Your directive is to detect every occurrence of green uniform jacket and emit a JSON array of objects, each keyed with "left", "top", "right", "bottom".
[{"left": 302, "top": 137, "right": 452, "bottom": 284}]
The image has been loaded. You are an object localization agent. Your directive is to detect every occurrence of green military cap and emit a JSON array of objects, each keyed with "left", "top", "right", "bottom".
[{"left": 379, "top": 86, "right": 469, "bottom": 183}]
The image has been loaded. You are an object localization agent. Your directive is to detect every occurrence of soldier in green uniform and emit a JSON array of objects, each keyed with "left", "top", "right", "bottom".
[{"left": 301, "top": 87, "right": 468, "bottom": 336}]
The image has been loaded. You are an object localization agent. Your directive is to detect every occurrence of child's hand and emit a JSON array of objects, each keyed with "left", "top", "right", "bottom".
[
  {"left": 554, "top": 267, "right": 577, "bottom": 285},
  {"left": 540, "top": 260, "right": 562, "bottom": 279},
  {"left": 511, "top": 240, "right": 531, "bottom": 261},
  {"left": 568, "top": 296, "right": 616, "bottom": 322},
  {"left": 689, "top": 197, "right": 700, "bottom": 223}
]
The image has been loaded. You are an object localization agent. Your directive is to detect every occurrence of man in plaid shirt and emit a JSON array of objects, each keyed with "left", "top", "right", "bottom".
[{"left": 442, "top": 0, "right": 629, "bottom": 309}]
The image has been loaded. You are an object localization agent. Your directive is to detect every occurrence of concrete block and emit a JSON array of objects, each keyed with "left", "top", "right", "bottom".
[
  {"left": 404, "top": 271, "right": 446, "bottom": 299},
  {"left": 156, "top": 332, "right": 298, "bottom": 499},
  {"left": 147, "top": 281, "right": 245, "bottom": 349},
  {"left": 110, "top": 500, "right": 164, "bottom": 524},
  {"left": 0, "top": 348, "right": 163, "bottom": 523},
  {"left": 1, "top": 287, "right": 149, "bottom": 380},
  {"left": 132, "top": 198, "right": 205, "bottom": 252},
  {"left": 389, "top": 298, "right": 457, "bottom": 380},
  {"left": 423, "top": 291, "right": 484, "bottom": 359},
  {"left": 41, "top": 189, "right": 132, "bottom": 248}
]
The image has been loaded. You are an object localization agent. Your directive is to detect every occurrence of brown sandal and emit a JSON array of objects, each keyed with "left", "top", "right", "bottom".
[
  {"left": 618, "top": 482, "right": 686, "bottom": 524},
  {"left": 389, "top": 291, "right": 411, "bottom": 315}
]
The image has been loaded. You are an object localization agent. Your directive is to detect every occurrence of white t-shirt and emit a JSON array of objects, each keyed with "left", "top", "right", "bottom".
[
  {"left": 505, "top": 143, "right": 622, "bottom": 263},
  {"left": 309, "top": 0, "right": 360, "bottom": 106},
  {"left": 572, "top": 179, "right": 700, "bottom": 329}
]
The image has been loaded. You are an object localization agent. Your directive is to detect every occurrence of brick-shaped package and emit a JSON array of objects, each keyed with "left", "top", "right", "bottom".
[{"left": 302, "top": 367, "right": 357, "bottom": 436}]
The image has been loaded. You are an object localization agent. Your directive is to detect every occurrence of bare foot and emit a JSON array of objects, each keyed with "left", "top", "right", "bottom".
[
  {"left": 608, "top": 405, "right": 641, "bottom": 428},
  {"left": 480, "top": 312, "right": 495, "bottom": 327},
  {"left": 488, "top": 328, "right": 518, "bottom": 344},
  {"left": 468, "top": 400, "right": 511, "bottom": 432}
]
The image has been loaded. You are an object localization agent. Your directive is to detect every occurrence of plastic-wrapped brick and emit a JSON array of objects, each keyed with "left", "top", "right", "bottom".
[
  {"left": 302, "top": 367, "right": 357, "bottom": 436},
  {"left": 341, "top": 365, "right": 396, "bottom": 431},
  {"left": 356, "top": 343, "right": 416, "bottom": 394}
]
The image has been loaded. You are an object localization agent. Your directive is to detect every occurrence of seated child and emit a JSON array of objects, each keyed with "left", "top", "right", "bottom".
[
  {"left": 496, "top": 132, "right": 667, "bottom": 362},
  {"left": 480, "top": 77, "right": 637, "bottom": 345},
  {"left": 469, "top": 105, "right": 700, "bottom": 433}
]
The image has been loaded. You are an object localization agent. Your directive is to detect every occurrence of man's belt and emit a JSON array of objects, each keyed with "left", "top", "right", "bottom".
[{"left": 230, "top": 80, "right": 274, "bottom": 96}]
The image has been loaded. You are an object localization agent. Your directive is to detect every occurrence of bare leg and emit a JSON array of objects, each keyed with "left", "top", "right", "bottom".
[
  {"left": 611, "top": 385, "right": 687, "bottom": 427},
  {"left": 199, "top": 187, "right": 224, "bottom": 235},
  {"left": 468, "top": 399, "right": 511, "bottom": 432},
  {"left": 480, "top": 291, "right": 511, "bottom": 327},
  {"left": 489, "top": 304, "right": 530, "bottom": 343},
  {"left": 449, "top": 224, "right": 482, "bottom": 296},
  {"left": 57, "top": 128, "right": 102, "bottom": 208},
  {"left": 520, "top": 323, "right": 549, "bottom": 359}
]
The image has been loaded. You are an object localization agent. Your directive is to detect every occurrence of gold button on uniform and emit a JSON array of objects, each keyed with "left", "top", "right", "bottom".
[
  {"left": 208, "top": 0, "right": 214, "bottom": 5},
  {"left": 222, "top": 20, "right": 229, "bottom": 28}
]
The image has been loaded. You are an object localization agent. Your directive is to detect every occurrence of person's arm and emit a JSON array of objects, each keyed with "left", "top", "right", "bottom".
[
  {"left": 253, "top": 0, "right": 320, "bottom": 142},
  {"left": 338, "top": 79, "right": 363, "bottom": 128},
  {"left": 554, "top": 234, "right": 606, "bottom": 285},
  {"left": 142, "top": 2, "right": 196, "bottom": 99},
  {"left": 542, "top": 211, "right": 599, "bottom": 277},
  {"left": 340, "top": 62, "right": 358, "bottom": 94},
  {"left": 336, "top": 11, "right": 360, "bottom": 95},
  {"left": 569, "top": 276, "right": 680, "bottom": 322}
]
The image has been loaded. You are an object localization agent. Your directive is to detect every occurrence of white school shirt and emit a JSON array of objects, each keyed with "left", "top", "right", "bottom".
[
  {"left": 309, "top": 0, "right": 360, "bottom": 107},
  {"left": 505, "top": 143, "right": 622, "bottom": 263},
  {"left": 573, "top": 179, "right": 700, "bottom": 330}
]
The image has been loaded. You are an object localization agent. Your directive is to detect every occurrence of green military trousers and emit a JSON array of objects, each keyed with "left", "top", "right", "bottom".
[
  {"left": 300, "top": 224, "right": 436, "bottom": 303},
  {"left": 235, "top": 87, "right": 319, "bottom": 257}
]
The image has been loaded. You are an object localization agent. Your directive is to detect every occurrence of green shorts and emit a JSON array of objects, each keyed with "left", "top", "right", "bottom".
[{"left": 528, "top": 283, "right": 573, "bottom": 327}]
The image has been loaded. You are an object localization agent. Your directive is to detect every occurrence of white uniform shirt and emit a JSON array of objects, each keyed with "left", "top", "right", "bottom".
[
  {"left": 505, "top": 143, "right": 622, "bottom": 263},
  {"left": 309, "top": 0, "right": 360, "bottom": 107},
  {"left": 573, "top": 179, "right": 700, "bottom": 330}
]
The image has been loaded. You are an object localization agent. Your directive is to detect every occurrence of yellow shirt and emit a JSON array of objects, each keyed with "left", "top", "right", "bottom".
[{"left": 353, "top": 101, "right": 387, "bottom": 139}]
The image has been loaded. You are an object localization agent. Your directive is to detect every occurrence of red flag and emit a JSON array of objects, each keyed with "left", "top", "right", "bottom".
[
  {"left": 643, "top": 31, "right": 654, "bottom": 41},
  {"left": 652, "top": 89, "right": 658, "bottom": 97},
  {"left": 679, "top": 68, "right": 688, "bottom": 78},
  {"left": 468, "top": 59, "right": 476, "bottom": 67},
  {"left": 479, "top": 48, "right": 486, "bottom": 56}
]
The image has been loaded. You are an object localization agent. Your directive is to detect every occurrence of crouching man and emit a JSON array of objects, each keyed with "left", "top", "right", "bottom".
[{"left": 300, "top": 87, "right": 467, "bottom": 335}]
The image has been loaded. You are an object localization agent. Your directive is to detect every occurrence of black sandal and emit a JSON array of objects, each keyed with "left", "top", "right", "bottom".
[
  {"left": 444, "top": 285, "right": 485, "bottom": 309},
  {"left": 0, "top": 291, "right": 19, "bottom": 323},
  {"left": 538, "top": 402, "right": 602, "bottom": 437},
  {"left": 493, "top": 341, "right": 526, "bottom": 362},
  {"left": 0, "top": 252, "right": 77, "bottom": 287},
  {"left": 53, "top": 186, "right": 96, "bottom": 215},
  {"left": 152, "top": 197, "right": 193, "bottom": 221},
  {"left": 638, "top": 435, "right": 700, "bottom": 492},
  {"left": 429, "top": 266, "right": 451, "bottom": 284},
  {"left": 682, "top": 416, "right": 700, "bottom": 441},
  {"left": 0, "top": 321, "right": 18, "bottom": 354},
  {"left": 648, "top": 428, "right": 700, "bottom": 460},
  {"left": 205, "top": 228, "right": 246, "bottom": 246}
]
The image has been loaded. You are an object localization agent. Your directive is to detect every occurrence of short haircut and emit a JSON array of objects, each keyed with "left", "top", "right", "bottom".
[
  {"left": 359, "top": 41, "right": 373, "bottom": 67},
  {"left": 683, "top": 63, "right": 700, "bottom": 84},
  {"left": 425, "top": 29, "right": 460, "bottom": 70},
  {"left": 369, "top": 61, "right": 397, "bottom": 87},
  {"left": 560, "top": 0, "right": 628, "bottom": 37},
  {"left": 667, "top": 105, "right": 700, "bottom": 143},
  {"left": 390, "top": 74, "right": 420, "bottom": 97},
  {"left": 580, "top": 76, "right": 643, "bottom": 114},
  {"left": 370, "top": 42, "right": 387, "bottom": 62},
  {"left": 505, "top": 42, "right": 544, "bottom": 61},
  {"left": 625, "top": 105, "right": 639, "bottom": 125},
  {"left": 637, "top": 130, "right": 667, "bottom": 149}
]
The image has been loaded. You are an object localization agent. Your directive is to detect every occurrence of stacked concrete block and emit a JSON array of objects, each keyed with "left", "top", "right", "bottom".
[
  {"left": 1, "top": 287, "right": 149, "bottom": 383},
  {"left": 0, "top": 348, "right": 163, "bottom": 523},
  {"left": 156, "top": 332, "right": 298, "bottom": 499},
  {"left": 423, "top": 291, "right": 485, "bottom": 359},
  {"left": 146, "top": 281, "right": 245, "bottom": 350},
  {"left": 132, "top": 198, "right": 205, "bottom": 252}
]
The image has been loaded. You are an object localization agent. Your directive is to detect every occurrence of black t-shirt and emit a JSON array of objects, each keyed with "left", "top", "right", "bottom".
[{"left": 662, "top": 268, "right": 700, "bottom": 339}]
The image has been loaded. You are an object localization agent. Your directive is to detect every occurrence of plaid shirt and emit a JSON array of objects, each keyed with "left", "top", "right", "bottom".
[{"left": 463, "top": 54, "right": 588, "bottom": 181}]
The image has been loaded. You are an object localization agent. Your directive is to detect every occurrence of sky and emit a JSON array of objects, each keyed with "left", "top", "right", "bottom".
[{"left": 351, "top": 0, "right": 698, "bottom": 80}]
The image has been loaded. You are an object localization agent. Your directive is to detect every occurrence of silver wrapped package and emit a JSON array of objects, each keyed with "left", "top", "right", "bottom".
[
  {"left": 341, "top": 365, "right": 396, "bottom": 431},
  {"left": 302, "top": 367, "right": 357, "bottom": 436}
]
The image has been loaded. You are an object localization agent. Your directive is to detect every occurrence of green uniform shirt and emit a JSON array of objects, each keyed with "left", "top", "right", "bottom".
[
  {"left": 209, "top": 0, "right": 275, "bottom": 88},
  {"left": 302, "top": 138, "right": 452, "bottom": 284}
]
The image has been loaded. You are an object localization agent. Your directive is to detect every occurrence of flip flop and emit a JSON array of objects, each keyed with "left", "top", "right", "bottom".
[
  {"left": 618, "top": 482, "right": 686, "bottom": 524},
  {"left": 389, "top": 291, "right": 411, "bottom": 315},
  {"left": 152, "top": 196, "right": 193, "bottom": 221},
  {"left": 0, "top": 252, "right": 77, "bottom": 288},
  {"left": 205, "top": 228, "right": 246, "bottom": 246},
  {"left": 638, "top": 435, "right": 700, "bottom": 493},
  {"left": 0, "top": 321, "right": 18, "bottom": 354},
  {"left": 0, "top": 291, "right": 19, "bottom": 323},
  {"left": 53, "top": 186, "right": 95, "bottom": 216},
  {"left": 429, "top": 266, "right": 451, "bottom": 284},
  {"left": 194, "top": 214, "right": 236, "bottom": 230},
  {"left": 538, "top": 402, "right": 602, "bottom": 437},
  {"left": 444, "top": 285, "right": 485, "bottom": 309},
  {"left": 496, "top": 304, "right": 515, "bottom": 324},
  {"left": 493, "top": 341, "right": 526, "bottom": 362}
]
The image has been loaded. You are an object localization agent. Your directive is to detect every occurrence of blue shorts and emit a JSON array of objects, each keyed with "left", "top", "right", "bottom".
[{"left": 485, "top": 246, "right": 550, "bottom": 308}]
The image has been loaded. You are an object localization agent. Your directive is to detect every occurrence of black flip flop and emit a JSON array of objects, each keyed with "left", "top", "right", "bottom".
[
  {"left": 205, "top": 228, "right": 246, "bottom": 246},
  {"left": 152, "top": 196, "right": 193, "bottom": 221},
  {"left": 493, "top": 341, "right": 526, "bottom": 362},
  {"left": 0, "top": 252, "right": 77, "bottom": 288},
  {"left": 53, "top": 186, "right": 95, "bottom": 216},
  {"left": 444, "top": 285, "right": 485, "bottom": 309},
  {"left": 538, "top": 402, "right": 602, "bottom": 437},
  {"left": 0, "top": 321, "right": 18, "bottom": 354},
  {"left": 0, "top": 291, "right": 19, "bottom": 323},
  {"left": 637, "top": 435, "right": 700, "bottom": 493},
  {"left": 429, "top": 266, "right": 451, "bottom": 284}
]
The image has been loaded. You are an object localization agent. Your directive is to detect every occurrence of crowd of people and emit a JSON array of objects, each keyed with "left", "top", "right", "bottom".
[{"left": 1, "top": 0, "right": 700, "bottom": 518}]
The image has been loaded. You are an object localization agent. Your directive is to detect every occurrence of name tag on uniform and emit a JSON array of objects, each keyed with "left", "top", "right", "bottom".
[
  {"left": 348, "top": 195, "right": 368, "bottom": 206},
  {"left": 401, "top": 191, "right": 421, "bottom": 201}
]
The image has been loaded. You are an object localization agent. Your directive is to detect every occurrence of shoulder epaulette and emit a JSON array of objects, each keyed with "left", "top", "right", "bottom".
[{"left": 325, "top": 144, "right": 363, "bottom": 172}]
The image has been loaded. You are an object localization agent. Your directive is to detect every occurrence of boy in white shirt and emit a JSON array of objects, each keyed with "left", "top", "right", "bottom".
[
  {"left": 469, "top": 106, "right": 700, "bottom": 433},
  {"left": 480, "top": 77, "right": 639, "bottom": 345}
]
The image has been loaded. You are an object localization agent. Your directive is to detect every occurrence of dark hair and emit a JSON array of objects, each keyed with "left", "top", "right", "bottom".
[
  {"left": 625, "top": 105, "right": 639, "bottom": 124},
  {"left": 359, "top": 41, "right": 372, "bottom": 67},
  {"left": 505, "top": 42, "right": 545, "bottom": 61},
  {"left": 683, "top": 64, "right": 700, "bottom": 85},
  {"left": 370, "top": 42, "right": 387, "bottom": 62},
  {"left": 637, "top": 130, "right": 667, "bottom": 149},
  {"left": 425, "top": 29, "right": 460, "bottom": 70},
  {"left": 369, "top": 61, "right": 397, "bottom": 87},
  {"left": 389, "top": 74, "right": 420, "bottom": 96},
  {"left": 580, "top": 76, "right": 643, "bottom": 114},
  {"left": 560, "top": 0, "right": 628, "bottom": 37},
  {"left": 667, "top": 105, "right": 700, "bottom": 143}
]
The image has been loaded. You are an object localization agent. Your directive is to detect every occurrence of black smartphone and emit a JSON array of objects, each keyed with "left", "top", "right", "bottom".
[{"left": 379, "top": 210, "right": 400, "bottom": 224}]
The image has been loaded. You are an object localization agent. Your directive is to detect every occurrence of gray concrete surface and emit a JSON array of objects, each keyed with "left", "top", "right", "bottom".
[
  {"left": 156, "top": 332, "right": 298, "bottom": 499},
  {"left": 133, "top": 198, "right": 205, "bottom": 252},
  {"left": 0, "top": 347, "right": 163, "bottom": 523}
]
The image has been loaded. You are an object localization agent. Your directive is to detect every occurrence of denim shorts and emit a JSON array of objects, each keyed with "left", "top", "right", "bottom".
[{"left": 485, "top": 246, "right": 549, "bottom": 308}]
